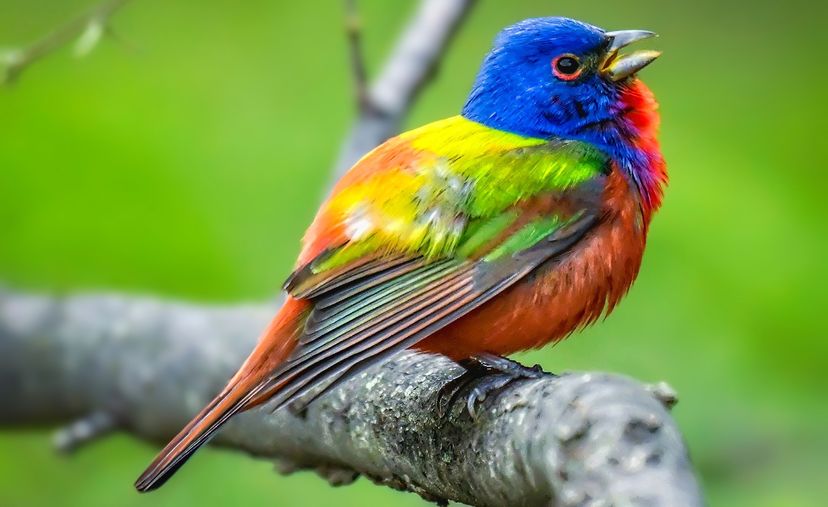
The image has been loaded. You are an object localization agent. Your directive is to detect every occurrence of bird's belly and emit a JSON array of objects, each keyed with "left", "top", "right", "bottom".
[{"left": 416, "top": 211, "right": 645, "bottom": 360}]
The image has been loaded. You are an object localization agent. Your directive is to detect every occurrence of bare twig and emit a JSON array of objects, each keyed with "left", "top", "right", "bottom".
[
  {"left": 52, "top": 410, "right": 119, "bottom": 454},
  {"left": 0, "top": 0, "right": 133, "bottom": 85},
  {"left": 344, "top": 0, "right": 371, "bottom": 110},
  {"left": 333, "top": 0, "right": 478, "bottom": 178},
  {"left": 0, "top": 290, "right": 704, "bottom": 506}
]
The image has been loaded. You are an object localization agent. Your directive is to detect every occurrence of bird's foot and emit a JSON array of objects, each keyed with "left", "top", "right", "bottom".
[{"left": 437, "top": 353, "right": 553, "bottom": 420}]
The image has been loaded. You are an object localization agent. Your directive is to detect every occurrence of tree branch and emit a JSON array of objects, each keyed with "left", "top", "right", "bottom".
[
  {"left": 0, "top": 289, "right": 703, "bottom": 506},
  {"left": 0, "top": 0, "right": 133, "bottom": 85}
]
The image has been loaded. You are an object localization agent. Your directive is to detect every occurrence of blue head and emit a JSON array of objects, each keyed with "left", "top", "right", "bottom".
[{"left": 462, "top": 17, "right": 660, "bottom": 157}]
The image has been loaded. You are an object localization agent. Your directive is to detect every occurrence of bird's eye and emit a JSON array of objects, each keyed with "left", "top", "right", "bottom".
[{"left": 552, "top": 54, "right": 582, "bottom": 81}]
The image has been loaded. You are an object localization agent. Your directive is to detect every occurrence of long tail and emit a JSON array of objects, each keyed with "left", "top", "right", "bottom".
[{"left": 134, "top": 298, "right": 307, "bottom": 492}]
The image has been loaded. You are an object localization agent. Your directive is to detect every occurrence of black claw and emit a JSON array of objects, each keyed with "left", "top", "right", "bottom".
[
  {"left": 436, "top": 354, "right": 555, "bottom": 420},
  {"left": 437, "top": 361, "right": 483, "bottom": 419},
  {"left": 466, "top": 393, "right": 478, "bottom": 420}
]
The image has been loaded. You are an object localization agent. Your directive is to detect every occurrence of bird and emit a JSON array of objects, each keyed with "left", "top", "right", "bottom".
[{"left": 135, "top": 16, "right": 667, "bottom": 492}]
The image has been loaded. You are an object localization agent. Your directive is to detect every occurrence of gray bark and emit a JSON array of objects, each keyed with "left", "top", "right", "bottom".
[{"left": 0, "top": 289, "right": 703, "bottom": 506}]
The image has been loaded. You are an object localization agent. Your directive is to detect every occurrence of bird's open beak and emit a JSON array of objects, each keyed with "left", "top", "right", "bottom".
[{"left": 601, "top": 30, "right": 661, "bottom": 82}]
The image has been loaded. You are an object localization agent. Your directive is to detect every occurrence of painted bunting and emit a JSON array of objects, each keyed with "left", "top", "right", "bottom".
[{"left": 136, "top": 17, "right": 666, "bottom": 491}]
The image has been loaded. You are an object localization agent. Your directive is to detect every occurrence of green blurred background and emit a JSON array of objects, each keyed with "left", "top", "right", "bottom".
[{"left": 1, "top": 0, "right": 825, "bottom": 505}]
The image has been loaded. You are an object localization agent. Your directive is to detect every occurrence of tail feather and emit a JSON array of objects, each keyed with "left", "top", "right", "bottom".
[
  {"left": 134, "top": 379, "right": 262, "bottom": 491},
  {"left": 134, "top": 298, "right": 307, "bottom": 492}
]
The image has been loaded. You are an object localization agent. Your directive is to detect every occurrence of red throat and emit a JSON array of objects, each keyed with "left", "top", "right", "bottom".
[{"left": 620, "top": 80, "right": 667, "bottom": 221}]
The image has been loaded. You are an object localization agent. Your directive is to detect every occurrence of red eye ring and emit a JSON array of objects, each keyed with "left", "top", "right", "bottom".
[{"left": 552, "top": 54, "right": 583, "bottom": 81}]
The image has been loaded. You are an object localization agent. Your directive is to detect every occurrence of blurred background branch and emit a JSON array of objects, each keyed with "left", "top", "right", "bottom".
[{"left": 0, "top": 0, "right": 133, "bottom": 85}]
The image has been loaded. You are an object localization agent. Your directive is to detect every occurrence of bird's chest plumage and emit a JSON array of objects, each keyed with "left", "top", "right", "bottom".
[{"left": 417, "top": 169, "right": 646, "bottom": 359}]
